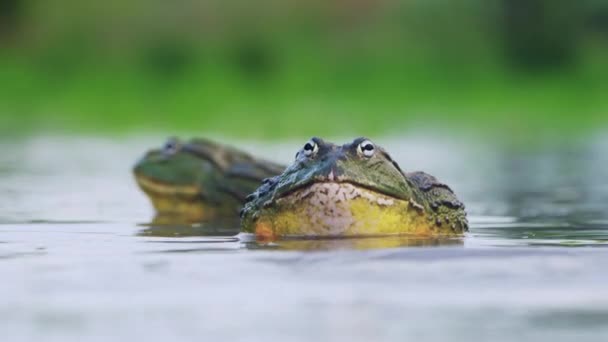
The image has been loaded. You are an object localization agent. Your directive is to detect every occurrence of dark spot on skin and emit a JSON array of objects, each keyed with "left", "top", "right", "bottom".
[
  {"left": 245, "top": 194, "right": 256, "bottom": 202},
  {"left": 262, "top": 178, "right": 271, "bottom": 185},
  {"left": 461, "top": 219, "right": 469, "bottom": 229},
  {"left": 300, "top": 191, "right": 315, "bottom": 200}
]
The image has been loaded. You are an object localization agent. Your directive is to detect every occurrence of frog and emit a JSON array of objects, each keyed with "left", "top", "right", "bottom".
[
  {"left": 133, "top": 137, "right": 284, "bottom": 222},
  {"left": 240, "top": 137, "right": 468, "bottom": 239}
]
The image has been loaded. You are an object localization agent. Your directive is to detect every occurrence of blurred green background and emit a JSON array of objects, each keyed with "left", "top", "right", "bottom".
[{"left": 0, "top": 0, "right": 607, "bottom": 141}]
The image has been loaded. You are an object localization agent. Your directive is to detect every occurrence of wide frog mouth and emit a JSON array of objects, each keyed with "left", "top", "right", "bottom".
[
  {"left": 134, "top": 173, "right": 201, "bottom": 199},
  {"left": 272, "top": 178, "right": 426, "bottom": 213},
  {"left": 277, "top": 180, "right": 405, "bottom": 206},
  {"left": 274, "top": 176, "right": 411, "bottom": 204}
]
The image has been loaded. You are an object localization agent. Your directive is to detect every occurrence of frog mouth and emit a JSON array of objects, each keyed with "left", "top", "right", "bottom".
[
  {"left": 134, "top": 174, "right": 200, "bottom": 199},
  {"left": 277, "top": 180, "right": 407, "bottom": 203},
  {"left": 287, "top": 181, "right": 400, "bottom": 205}
]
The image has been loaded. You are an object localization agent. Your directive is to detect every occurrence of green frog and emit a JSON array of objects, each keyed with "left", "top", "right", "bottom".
[
  {"left": 240, "top": 137, "right": 468, "bottom": 239},
  {"left": 133, "top": 137, "right": 284, "bottom": 222}
]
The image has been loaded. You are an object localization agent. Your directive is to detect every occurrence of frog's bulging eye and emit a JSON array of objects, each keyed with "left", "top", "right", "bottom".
[
  {"left": 163, "top": 138, "right": 180, "bottom": 155},
  {"left": 358, "top": 140, "right": 375, "bottom": 157},
  {"left": 302, "top": 139, "right": 318, "bottom": 157}
]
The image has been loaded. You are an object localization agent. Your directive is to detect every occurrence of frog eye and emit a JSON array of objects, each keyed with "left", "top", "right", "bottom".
[
  {"left": 163, "top": 138, "right": 180, "bottom": 155},
  {"left": 302, "top": 139, "right": 318, "bottom": 157},
  {"left": 357, "top": 140, "right": 375, "bottom": 157}
]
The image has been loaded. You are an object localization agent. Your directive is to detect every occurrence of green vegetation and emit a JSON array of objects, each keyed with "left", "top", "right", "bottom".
[{"left": 0, "top": 0, "right": 607, "bottom": 141}]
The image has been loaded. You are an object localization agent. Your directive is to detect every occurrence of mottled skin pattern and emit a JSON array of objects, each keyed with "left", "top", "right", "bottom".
[
  {"left": 133, "top": 137, "right": 284, "bottom": 222},
  {"left": 240, "top": 137, "right": 468, "bottom": 238}
]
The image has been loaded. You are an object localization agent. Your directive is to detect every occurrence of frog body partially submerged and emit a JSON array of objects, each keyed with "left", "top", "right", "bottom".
[
  {"left": 240, "top": 137, "right": 467, "bottom": 238},
  {"left": 133, "top": 138, "right": 284, "bottom": 222}
]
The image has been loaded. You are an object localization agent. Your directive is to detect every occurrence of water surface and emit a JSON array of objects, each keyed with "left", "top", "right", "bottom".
[{"left": 1, "top": 135, "right": 607, "bottom": 342}]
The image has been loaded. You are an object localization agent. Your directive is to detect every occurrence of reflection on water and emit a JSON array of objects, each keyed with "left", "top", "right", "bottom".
[
  {"left": 470, "top": 220, "right": 608, "bottom": 248},
  {"left": 137, "top": 217, "right": 608, "bottom": 251},
  {"left": 139, "top": 217, "right": 463, "bottom": 251},
  {"left": 1, "top": 135, "right": 608, "bottom": 342},
  {"left": 138, "top": 215, "right": 241, "bottom": 237},
  {"left": 246, "top": 235, "right": 463, "bottom": 251}
]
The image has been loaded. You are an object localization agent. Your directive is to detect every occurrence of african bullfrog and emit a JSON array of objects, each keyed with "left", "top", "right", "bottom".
[
  {"left": 133, "top": 137, "right": 284, "bottom": 222},
  {"left": 240, "top": 137, "right": 468, "bottom": 238}
]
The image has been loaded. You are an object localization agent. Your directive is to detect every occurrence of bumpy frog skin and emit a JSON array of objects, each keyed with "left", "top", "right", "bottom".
[
  {"left": 240, "top": 137, "right": 468, "bottom": 238},
  {"left": 133, "top": 137, "right": 284, "bottom": 222}
]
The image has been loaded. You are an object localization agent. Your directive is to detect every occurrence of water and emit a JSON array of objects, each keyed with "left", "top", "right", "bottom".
[{"left": 1, "top": 135, "right": 608, "bottom": 342}]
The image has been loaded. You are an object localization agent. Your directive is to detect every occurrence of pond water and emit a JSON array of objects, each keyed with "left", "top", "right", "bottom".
[{"left": 1, "top": 135, "right": 608, "bottom": 342}]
